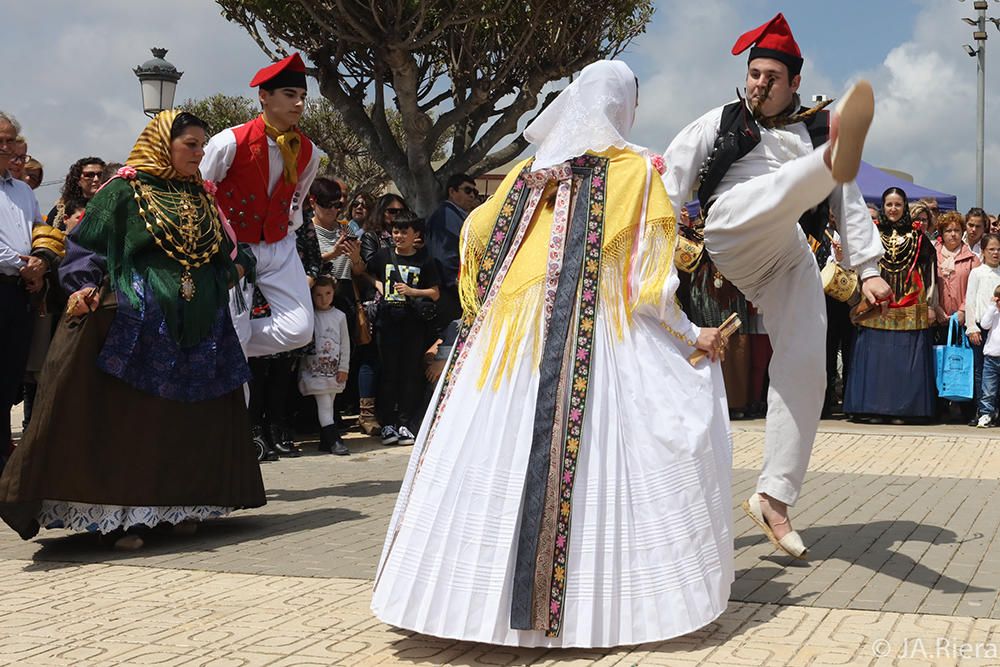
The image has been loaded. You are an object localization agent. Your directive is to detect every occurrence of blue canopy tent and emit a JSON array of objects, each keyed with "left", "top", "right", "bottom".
[{"left": 856, "top": 161, "right": 958, "bottom": 211}]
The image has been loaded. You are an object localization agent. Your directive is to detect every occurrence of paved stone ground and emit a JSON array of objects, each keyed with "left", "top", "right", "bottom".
[{"left": 3, "top": 412, "right": 1000, "bottom": 665}]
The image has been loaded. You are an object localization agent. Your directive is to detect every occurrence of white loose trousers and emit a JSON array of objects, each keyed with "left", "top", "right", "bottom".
[
  {"left": 231, "top": 233, "right": 314, "bottom": 359},
  {"left": 704, "top": 147, "right": 834, "bottom": 506}
]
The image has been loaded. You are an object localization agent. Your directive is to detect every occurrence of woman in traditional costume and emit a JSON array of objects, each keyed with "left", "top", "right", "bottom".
[
  {"left": 844, "top": 187, "right": 938, "bottom": 423},
  {"left": 0, "top": 111, "right": 265, "bottom": 549},
  {"left": 371, "top": 60, "right": 732, "bottom": 648}
]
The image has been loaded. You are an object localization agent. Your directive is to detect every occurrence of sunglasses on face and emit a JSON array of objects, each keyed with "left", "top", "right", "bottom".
[
  {"left": 386, "top": 207, "right": 405, "bottom": 215},
  {"left": 461, "top": 186, "right": 479, "bottom": 196},
  {"left": 81, "top": 172, "right": 103, "bottom": 180},
  {"left": 352, "top": 201, "right": 367, "bottom": 209},
  {"left": 316, "top": 199, "right": 343, "bottom": 209}
]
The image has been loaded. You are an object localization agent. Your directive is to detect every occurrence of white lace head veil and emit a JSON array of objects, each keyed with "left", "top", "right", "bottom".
[{"left": 524, "top": 60, "right": 645, "bottom": 171}]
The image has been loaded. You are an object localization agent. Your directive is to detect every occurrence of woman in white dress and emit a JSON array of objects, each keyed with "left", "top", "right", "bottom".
[{"left": 371, "top": 60, "right": 733, "bottom": 648}]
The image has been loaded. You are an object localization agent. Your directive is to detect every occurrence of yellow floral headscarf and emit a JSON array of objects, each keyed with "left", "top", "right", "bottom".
[{"left": 126, "top": 109, "right": 201, "bottom": 182}]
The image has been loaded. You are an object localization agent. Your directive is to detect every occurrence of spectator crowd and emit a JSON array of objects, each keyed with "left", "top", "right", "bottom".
[
  {"left": 677, "top": 191, "right": 1000, "bottom": 428},
  {"left": 4, "top": 103, "right": 1000, "bottom": 479},
  {"left": 0, "top": 110, "right": 482, "bottom": 466}
]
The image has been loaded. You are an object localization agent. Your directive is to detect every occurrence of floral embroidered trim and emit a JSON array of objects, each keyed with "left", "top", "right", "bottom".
[
  {"left": 523, "top": 162, "right": 573, "bottom": 189},
  {"left": 544, "top": 155, "right": 609, "bottom": 637},
  {"left": 542, "top": 166, "right": 575, "bottom": 326},
  {"left": 475, "top": 170, "right": 530, "bottom": 302}
]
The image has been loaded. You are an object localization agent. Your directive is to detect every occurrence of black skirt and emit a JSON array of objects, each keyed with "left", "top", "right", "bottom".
[{"left": 0, "top": 298, "right": 266, "bottom": 539}]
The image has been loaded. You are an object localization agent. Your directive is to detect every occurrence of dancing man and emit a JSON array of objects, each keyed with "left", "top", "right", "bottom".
[
  {"left": 663, "top": 13, "right": 890, "bottom": 558},
  {"left": 202, "top": 53, "right": 319, "bottom": 358}
]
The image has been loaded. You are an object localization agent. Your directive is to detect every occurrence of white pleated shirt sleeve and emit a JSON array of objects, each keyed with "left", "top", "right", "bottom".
[
  {"left": 661, "top": 106, "right": 723, "bottom": 218},
  {"left": 630, "top": 159, "right": 700, "bottom": 347},
  {"left": 830, "top": 180, "right": 882, "bottom": 279},
  {"left": 201, "top": 128, "right": 237, "bottom": 184}
]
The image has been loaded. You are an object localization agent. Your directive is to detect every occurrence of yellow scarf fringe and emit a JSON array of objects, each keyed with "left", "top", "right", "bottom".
[
  {"left": 632, "top": 215, "right": 677, "bottom": 315},
  {"left": 476, "top": 278, "right": 545, "bottom": 391},
  {"left": 458, "top": 223, "right": 488, "bottom": 323},
  {"left": 467, "top": 214, "right": 677, "bottom": 391}
]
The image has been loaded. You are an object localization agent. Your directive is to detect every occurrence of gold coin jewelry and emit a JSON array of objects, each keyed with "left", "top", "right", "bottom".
[
  {"left": 878, "top": 228, "right": 919, "bottom": 298},
  {"left": 131, "top": 179, "right": 222, "bottom": 301}
]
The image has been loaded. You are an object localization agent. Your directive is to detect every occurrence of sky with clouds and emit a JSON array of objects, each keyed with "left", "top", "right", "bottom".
[{"left": 2, "top": 0, "right": 997, "bottom": 212}]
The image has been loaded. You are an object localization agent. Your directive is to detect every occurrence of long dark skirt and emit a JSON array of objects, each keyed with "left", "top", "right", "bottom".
[
  {"left": 843, "top": 327, "right": 936, "bottom": 418},
  {"left": 0, "top": 301, "right": 266, "bottom": 540}
]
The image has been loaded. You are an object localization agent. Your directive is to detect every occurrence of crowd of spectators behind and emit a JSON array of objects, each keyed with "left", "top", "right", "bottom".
[
  {"left": 4, "top": 126, "right": 482, "bottom": 461},
  {"left": 678, "top": 192, "right": 1000, "bottom": 428},
  {"left": 7, "top": 108, "right": 1000, "bottom": 467}
]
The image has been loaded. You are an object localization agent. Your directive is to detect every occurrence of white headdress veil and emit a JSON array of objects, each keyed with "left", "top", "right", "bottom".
[{"left": 524, "top": 60, "right": 645, "bottom": 171}]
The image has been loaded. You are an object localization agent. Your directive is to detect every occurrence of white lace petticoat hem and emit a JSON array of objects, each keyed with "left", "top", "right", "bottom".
[{"left": 37, "top": 501, "right": 233, "bottom": 534}]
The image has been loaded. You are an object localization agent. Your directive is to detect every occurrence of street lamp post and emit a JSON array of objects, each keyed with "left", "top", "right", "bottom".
[
  {"left": 133, "top": 48, "right": 183, "bottom": 118},
  {"left": 960, "top": 0, "right": 1000, "bottom": 208}
]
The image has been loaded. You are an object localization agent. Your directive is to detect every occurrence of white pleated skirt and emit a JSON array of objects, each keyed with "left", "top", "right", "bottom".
[{"left": 371, "top": 312, "right": 734, "bottom": 648}]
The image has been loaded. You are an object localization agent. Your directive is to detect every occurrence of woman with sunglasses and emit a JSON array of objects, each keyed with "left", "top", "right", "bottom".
[
  {"left": 306, "top": 178, "right": 366, "bottom": 445},
  {"left": 354, "top": 194, "right": 409, "bottom": 436},
  {"left": 0, "top": 111, "right": 265, "bottom": 549},
  {"left": 46, "top": 157, "right": 106, "bottom": 229},
  {"left": 347, "top": 191, "right": 373, "bottom": 230}
]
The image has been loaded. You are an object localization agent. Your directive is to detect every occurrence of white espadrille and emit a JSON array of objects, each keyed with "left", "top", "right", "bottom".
[
  {"left": 829, "top": 80, "right": 874, "bottom": 183},
  {"left": 741, "top": 492, "right": 808, "bottom": 560}
]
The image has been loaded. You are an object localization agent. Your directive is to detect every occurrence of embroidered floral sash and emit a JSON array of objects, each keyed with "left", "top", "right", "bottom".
[
  {"left": 375, "top": 156, "right": 610, "bottom": 640},
  {"left": 509, "top": 156, "right": 608, "bottom": 636}
]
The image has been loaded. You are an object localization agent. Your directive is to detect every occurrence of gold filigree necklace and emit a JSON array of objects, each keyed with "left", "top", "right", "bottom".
[
  {"left": 879, "top": 228, "right": 919, "bottom": 297},
  {"left": 131, "top": 180, "right": 222, "bottom": 301}
]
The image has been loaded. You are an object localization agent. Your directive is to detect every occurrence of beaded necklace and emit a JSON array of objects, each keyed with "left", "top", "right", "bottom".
[{"left": 130, "top": 179, "right": 222, "bottom": 301}]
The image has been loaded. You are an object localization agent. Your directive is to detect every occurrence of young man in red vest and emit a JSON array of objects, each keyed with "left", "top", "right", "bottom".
[{"left": 202, "top": 53, "right": 319, "bottom": 359}]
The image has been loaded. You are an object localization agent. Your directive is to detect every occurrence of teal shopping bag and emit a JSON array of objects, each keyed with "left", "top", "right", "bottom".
[{"left": 934, "top": 313, "right": 974, "bottom": 401}]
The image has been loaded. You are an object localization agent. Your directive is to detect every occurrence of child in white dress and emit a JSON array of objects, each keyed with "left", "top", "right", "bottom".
[{"left": 299, "top": 277, "right": 351, "bottom": 455}]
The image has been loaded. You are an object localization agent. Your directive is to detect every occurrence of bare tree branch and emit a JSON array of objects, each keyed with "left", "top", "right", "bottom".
[{"left": 215, "top": 0, "right": 654, "bottom": 214}]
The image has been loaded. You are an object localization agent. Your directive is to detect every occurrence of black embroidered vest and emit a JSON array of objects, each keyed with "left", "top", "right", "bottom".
[{"left": 698, "top": 101, "right": 832, "bottom": 264}]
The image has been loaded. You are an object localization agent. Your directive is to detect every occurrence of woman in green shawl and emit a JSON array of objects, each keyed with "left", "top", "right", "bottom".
[{"left": 0, "top": 111, "right": 266, "bottom": 549}]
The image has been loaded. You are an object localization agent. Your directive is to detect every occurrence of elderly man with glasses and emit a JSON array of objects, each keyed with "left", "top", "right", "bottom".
[
  {"left": 424, "top": 173, "right": 478, "bottom": 325},
  {"left": 6, "top": 138, "right": 28, "bottom": 181},
  {"left": 0, "top": 112, "right": 44, "bottom": 469}
]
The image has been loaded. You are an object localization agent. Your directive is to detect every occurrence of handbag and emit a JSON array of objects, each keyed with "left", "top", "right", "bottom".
[
  {"left": 934, "top": 313, "right": 974, "bottom": 401},
  {"left": 351, "top": 278, "right": 373, "bottom": 345},
  {"left": 389, "top": 250, "right": 438, "bottom": 322},
  {"left": 674, "top": 227, "right": 705, "bottom": 273}
]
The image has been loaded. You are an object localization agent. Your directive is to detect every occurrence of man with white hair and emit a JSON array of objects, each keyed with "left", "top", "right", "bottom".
[
  {"left": 663, "top": 13, "right": 890, "bottom": 559},
  {"left": 0, "top": 111, "right": 44, "bottom": 468}
]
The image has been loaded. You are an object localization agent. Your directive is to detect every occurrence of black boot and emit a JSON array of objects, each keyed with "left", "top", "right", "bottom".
[
  {"left": 319, "top": 424, "right": 349, "bottom": 456},
  {"left": 276, "top": 423, "right": 302, "bottom": 457},
  {"left": 268, "top": 424, "right": 293, "bottom": 456},
  {"left": 253, "top": 425, "right": 279, "bottom": 462}
]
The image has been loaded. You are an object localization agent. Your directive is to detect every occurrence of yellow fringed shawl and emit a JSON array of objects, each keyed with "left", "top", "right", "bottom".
[{"left": 458, "top": 148, "right": 677, "bottom": 389}]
